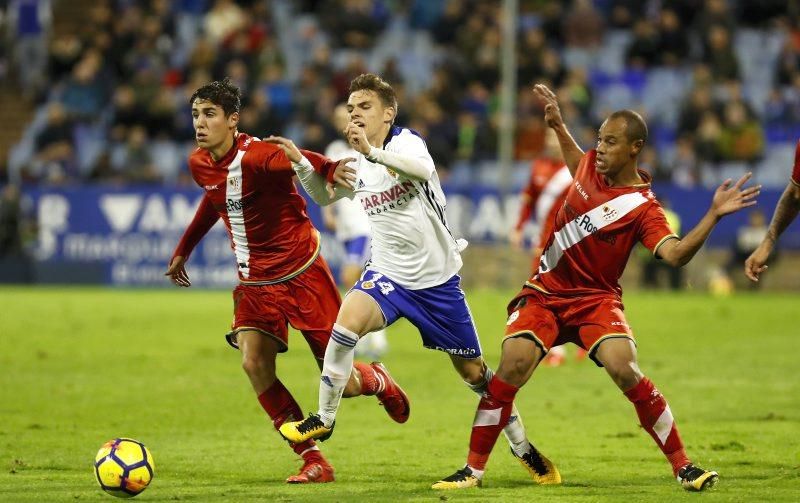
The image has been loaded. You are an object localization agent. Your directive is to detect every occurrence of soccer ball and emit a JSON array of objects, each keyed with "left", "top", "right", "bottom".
[{"left": 94, "top": 438, "right": 155, "bottom": 498}]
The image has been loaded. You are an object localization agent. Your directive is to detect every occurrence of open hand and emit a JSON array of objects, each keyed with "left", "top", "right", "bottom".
[
  {"left": 533, "top": 84, "right": 564, "bottom": 129},
  {"left": 165, "top": 255, "right": 191, "bottom": 287},
  {"left": 711, "top": 172, "right": 760, "bottom": 218},
  {"left": 264, "top": 135, "right": 302, "bottom": 163}
]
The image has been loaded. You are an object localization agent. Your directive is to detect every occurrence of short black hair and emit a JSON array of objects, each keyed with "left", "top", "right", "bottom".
[
  {"left": 189, "top": 77, "right": 241, "bottom": 116},
  {"left": 608, "top": 109, "right": 648, "bottom": 144},
  {"left": 349, "top": 73, "right": 398, "bottom": 113}
]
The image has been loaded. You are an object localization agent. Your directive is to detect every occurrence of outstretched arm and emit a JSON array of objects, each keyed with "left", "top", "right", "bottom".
[
  {"left": 658, "top": 173, "right": 760, "bottom": 267},
  {"left": 533, "top": 84, "right": 583, "bottom": 176},
  {"left": 166, "top": 194, "right": 219, "bottom": 287},
  {"left": 744, "top": 181, "right": 800, "bottom": 281},
  {"left": 264, "top": 135, "right": 356, "bottom": 205}
]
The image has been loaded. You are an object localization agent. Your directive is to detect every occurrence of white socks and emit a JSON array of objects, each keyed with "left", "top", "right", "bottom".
[
  {"left": 318, "top": 323, "right": 358, "bottom": 427},
  {"left": 467, "top": 367, "right": 531, "bottom": 457}
]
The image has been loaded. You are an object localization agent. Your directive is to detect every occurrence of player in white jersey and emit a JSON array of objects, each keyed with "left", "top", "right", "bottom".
[
  {"left": 269, "top": 75, "right": 541, "bottom": 479},
  {"left": 323, "top": 103, "right": 388, "bottom": 360}
]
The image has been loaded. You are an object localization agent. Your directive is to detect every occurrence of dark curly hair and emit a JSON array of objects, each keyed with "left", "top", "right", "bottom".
[{"left": 189, "top": 77, "right": 241, "bottom": 116}]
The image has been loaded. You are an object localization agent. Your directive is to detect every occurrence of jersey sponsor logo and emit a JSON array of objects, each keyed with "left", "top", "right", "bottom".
[
  {"left": 574, "top": 180, "right": 590, "bottom": 200},
  {"left": 432, "top": 347, "right": 478, "bottom": 356},
  {"left": 226, "top": 198, "right": 245, "bottom": 212},
  {"left": 361, "top": 180, "right": 418, "bottom": 214},
  {"left": 506, "top": 310, "right": 520, "bottom": 325},
  {"left": 540, "top": 192, "right": 648, "bottom": 274}
]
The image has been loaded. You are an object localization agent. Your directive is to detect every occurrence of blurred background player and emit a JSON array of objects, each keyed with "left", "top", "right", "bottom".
[
  {"left": 165, "top": 78, "right": 405, "bottom": 484},
  {"left": 434, "top": 84, "right": 760, "bottom": 492},
  {"left": 510, "top": 127, "right": 582, "bottom": 366},
  {"left": 745, "top": 139, "right": 800, "bottom": 282},
  {"left": 322, "top": 103, "right": 388, "bottom": 360},
  {"left": 273, "top": 74, "right": 532, "bottom": 470}
]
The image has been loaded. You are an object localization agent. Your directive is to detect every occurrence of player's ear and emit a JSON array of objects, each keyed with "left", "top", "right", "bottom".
[
  {"left": 384, "top": 106, "right": 396, "bottom": 125},
  {"left": 631, "top": 139, "right": 644, "bottom": 157},
  {"left": 228, "top": 111, "right": 239, "bottom": 129}
]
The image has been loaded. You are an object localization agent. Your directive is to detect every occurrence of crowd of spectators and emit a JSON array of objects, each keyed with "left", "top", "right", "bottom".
[{"left": 1, "top": 0, "right": 799, "bottom": 189}]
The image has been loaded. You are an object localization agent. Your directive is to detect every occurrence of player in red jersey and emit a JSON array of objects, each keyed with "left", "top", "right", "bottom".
[
  {"left": 165, "top": 78, "right": 408, "bottom": 484},
  {"left": 511, "top": 128, "right": 582, "bottom": 366},
  {"left": 744, "top": 139, "right": 800, "bottom": 282},
  {"left": 433, "top": 84, "right": 760, "bottom": 492}
]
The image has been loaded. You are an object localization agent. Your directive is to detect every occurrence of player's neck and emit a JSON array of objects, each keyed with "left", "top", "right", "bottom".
[
  {"left": 606, "top": 164, "right": 645, "bottom": 187},
  {"left": 208, "top": 131, "right": 237, "bottom": 162},
  {"left": 371, "top": 124, "right": 392, "bottom": 149}
]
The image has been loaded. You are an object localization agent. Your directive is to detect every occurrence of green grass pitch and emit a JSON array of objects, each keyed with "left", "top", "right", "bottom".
[{"left": 0, "top": 287, "right": 798, "bottom": 501}]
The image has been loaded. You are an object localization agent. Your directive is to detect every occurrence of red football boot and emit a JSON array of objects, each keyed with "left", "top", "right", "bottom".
[
  {"left": 370, "top": 362, "right": 410, "bottom": 423},
  {"left": 285, "top": 459, "right": 335, "bottom": 484}
]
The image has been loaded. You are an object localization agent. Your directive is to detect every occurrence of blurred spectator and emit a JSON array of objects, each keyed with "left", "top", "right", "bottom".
[
  {"left": 7, "top": 0, "right": 52, "bottom": 99},
  {"left": 109, "top": 125, "right": 162, "bottom": 184},
  {"left": 204, "top": 0, "right": 245, "bottom": 46},
  {"left": 702, "top": 25, "right": 739, "bottom": 82},
  {"left": 0, "top": 184, "right": 33, "bottom": 283},
  {"left": 28, "top": 102, "right": 75, "bottom": 184},
  {"left": 562, "top": 0, "right": 605, "bottom": 49},
  {"left": 716, "top": 101, "right": 765, "bottom": 163},
  {"left": 640, "top": 197, "right": 683, "bottom": 290},
  {"left": 626, "top": 19, "right": 660, "bottom": 69},
  {"left": 324, "top": 0, "right": 387, "bottom": 49},
  {"left": 657, "top": 8, "right": 690, "bottom": 66},
  {"left": 727, "top": 209, "right": 771, "bottom": 288},
  {"left": 670, "top": 136, "right": 701, "bottom": 188},
  {"left": 47, "top": 32, "right": 83, "bottom": 85},
  {"left": 60, "top": 50, "right": 109, "bottom": 121}
]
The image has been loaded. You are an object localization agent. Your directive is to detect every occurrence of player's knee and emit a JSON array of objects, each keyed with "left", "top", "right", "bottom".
[
  {"left": 241, "top": 354, "right": 275, "bottom": 381},
  {"left": 605, "top": 360, "right": 641, "bottom": 391}
]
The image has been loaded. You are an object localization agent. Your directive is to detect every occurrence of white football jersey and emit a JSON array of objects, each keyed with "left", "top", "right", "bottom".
[
  {"left": 350, "top": 126, "right": 463, "bottom": 289},
  {"left": 324, "top": 139, "right": 371, "bottom": 241}
]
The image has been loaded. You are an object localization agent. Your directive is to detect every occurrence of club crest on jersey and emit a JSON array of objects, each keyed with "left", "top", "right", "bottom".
[
  {"left": 361, "top": 280, "right": 375, "bottom": 289},
  {"left": 228, "top": 176, "right": 241, "bottom": 191},
  {"left": 602, "top": 205, "right": 619, "bottom": 221},
  {"left": 386, "top": 167, "right": 398, "bottom": 178}
]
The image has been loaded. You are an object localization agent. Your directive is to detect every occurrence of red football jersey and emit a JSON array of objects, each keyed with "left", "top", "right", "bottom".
[
  {"left": 515, "top": 158, "right": 572, "bottom": 249},
  {"left": 527, "top": 149, "right": 677, "bottom": 297},
  {"left": 173, "top": 132, "right": 335, "bottom": 284},
  {"left": 792, "top": 139, "right": 800, "bottom": 187}
]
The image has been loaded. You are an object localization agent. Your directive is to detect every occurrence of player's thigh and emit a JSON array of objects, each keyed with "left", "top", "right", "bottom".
[
  {"left": 337, "top": 289, "right": 386, "bottom": 335},
  {"left": 593, "top": 337, "right": 643, "bottom": 390},
  {"left": 230, "top": 285, "right": 289, "bottom": 352},
  {"left": 572, "top": 296, "right": 636, "bottom": 367},
  {"left": 504, "top": 293, "right": 559, "bottom": 355}
]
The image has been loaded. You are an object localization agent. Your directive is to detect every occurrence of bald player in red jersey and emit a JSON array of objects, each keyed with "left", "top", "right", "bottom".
[
  {"left": 433, "top": 84, "right": 760, "bottom": 492},
  {"left": 745, "top": 139, "right": 800, "bottom": 282},
  {"left": 165, "top": 78, "right": 408, "bottom": 484}
]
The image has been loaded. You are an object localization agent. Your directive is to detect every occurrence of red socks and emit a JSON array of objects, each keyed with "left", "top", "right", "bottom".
[
  {"left": 258, "top": 380, "right": 319, "bottom": 459},
  {"left": 352, "top": 361, "right": 382, "bottom": 396},
  {"left": 624, "top": 377, "right": 690, "bottom": 476},
  {"left": 467, "top": 376, "right": 520, "bottom": 471}
]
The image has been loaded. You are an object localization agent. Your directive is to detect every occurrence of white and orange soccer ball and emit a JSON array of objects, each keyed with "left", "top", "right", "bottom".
[{"left": 94, "top": 438, "right": 155, "bottom": 498}]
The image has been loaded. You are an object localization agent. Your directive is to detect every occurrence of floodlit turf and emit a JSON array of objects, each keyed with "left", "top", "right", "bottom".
[{"left": 0, "top": 286, "right": 798, "bottom": 502}]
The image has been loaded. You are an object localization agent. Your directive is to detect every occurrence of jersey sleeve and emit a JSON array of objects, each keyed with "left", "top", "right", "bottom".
[
  {"left": 792, "top": 139, "right": 800, "bottom": 187},
  {"left": 389, "top": 132, "right": 436, "bottom": 176},
  {"left": 247, "top": 142, "right": 338, "bottom": 182},
  {"left": 171, "top": 194, "right": 219, "bottom": 259},
  {"left": 637, "top": 202, "right": 679, "bottom": 258}
]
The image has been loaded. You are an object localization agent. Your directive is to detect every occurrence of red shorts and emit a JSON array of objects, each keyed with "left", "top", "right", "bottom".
[
  {"left": 228, "top": 255, "right": 341, "bottom": 359},
  {"left": 503, "top": 287, "right": 634, "bottom": 366}
]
